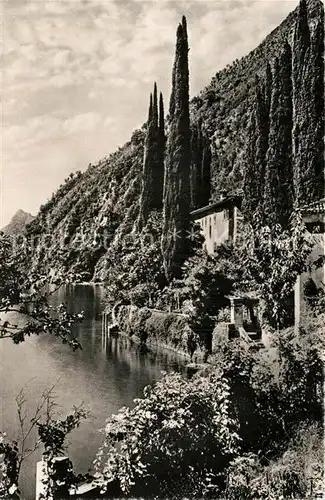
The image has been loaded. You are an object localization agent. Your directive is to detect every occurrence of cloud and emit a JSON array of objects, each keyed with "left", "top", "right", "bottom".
[
  {"left": 3, "top": 112, "right": 104, "bottom": 156},
  {"left": 64, "top": 112, "right": 102, "bottom": 134}
]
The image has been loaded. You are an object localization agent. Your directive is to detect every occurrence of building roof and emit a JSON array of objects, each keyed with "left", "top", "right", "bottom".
[
  {"left": 299, "top": 198, "right": 325, "bottom": 215},
  {"left": 190, "top": 194, "right": 242, "bottom": 219}
]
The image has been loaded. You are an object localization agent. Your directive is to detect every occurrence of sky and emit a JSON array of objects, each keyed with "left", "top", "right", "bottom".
[{"left": 1, "top": 0, "right": 298, "bottom": 226}]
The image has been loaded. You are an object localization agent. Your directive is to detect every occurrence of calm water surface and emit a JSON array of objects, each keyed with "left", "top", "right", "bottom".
[{"left": 0, "top": 284, "right": 185, "bottom": 500}]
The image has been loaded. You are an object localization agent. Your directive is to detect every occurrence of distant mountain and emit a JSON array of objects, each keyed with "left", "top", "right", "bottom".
[
  {"left": 24, "top": 0, "right": 323, "bottom": 282},
  {"left": 2, "top": 209, "right": 35, "bottom": 235}
]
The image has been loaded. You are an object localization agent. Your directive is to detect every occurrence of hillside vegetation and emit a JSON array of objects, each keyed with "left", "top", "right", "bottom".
[{"left": 24, "top": 0, "right": 323, "bottom": 281}]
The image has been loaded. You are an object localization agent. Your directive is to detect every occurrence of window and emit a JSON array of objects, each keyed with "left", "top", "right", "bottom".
[
  {"left": 214, "top": 215, "right": 216, "bottom": 225},
  {"left": 209, "top": 224, "right": 212, "bottom": 239}
]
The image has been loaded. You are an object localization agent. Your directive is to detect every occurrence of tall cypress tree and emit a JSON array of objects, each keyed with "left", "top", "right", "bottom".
[
  {"left": 264, "top": 61, "right": 272, "bottom": 130},
  {"left": 242, "top": 72, "right": 270, "bottom": 227},
  {"left": 153, "top": 91, "right": 165, "bottom": 208},
  {"left": 292, "top": 0, "right": 311, "bottom": 205},
  {"left": 298, "top": 14, "right": 324, "bottom": 203},
  {"left": 264, "top": 42, "right": 293, "bottom": 228},
  {"left": 148, "top": 92, "right": 153, "bottom": 121},
  {"left": 152, "top": 82, "right": 158, "bottom": 129},
  {"left": 162, "top": 16, "right": 191, "bottom": 280},
  {"left": 190, "top": 123, "right": 200, "bottom": 210},
  {"left": 138, "top": 84, "right": 165, "bottom": 229},
  {"left": 159, "top": 92, "right": 165, "bottom": 144},
  {"left": 190, "top": 120, "right": 211, "bottom": 210},
  {"left": 293, "top": 0, "right": 310, "bottom": 72},
  {"left": 200, "top": 134, "right": 211, "bottom": 207},
  {"left": 158, "top": 91, "right": 166, "bottom": 182},
  {"left": 242, "top": 111, "right": 257, "bottom": 223}
]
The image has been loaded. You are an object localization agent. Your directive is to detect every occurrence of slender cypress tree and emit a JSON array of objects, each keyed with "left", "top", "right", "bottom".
[
  {"left": 292, "top": 0, "right": 311, "bottom": 205},
  {"left": 190, "top": 120, "right": 211, "bottom": 210},
  {"left": 200, "top": 135, "right": 211, "bottom": 207},
  {"left": 153, "top": 91, "right": 165, "bottom": 208},
  {"left": 159, "top": 92, "right": 165, "bottom": 143},
  {"left": 190, "top": 122, "right": 204, "bottom": 209},
  {"left": 293, "top": 0, "right": 310, "bottom": 72},
  {"left": 264, "top": 61, "right": 272, "bottom": 129},
  {"left": 255, "top": 74, "right": 269, "bottom": 216},
  {"left": 264, "top": 42, "right": 293, "bottom": 228},
  {"left": 138, "top": 84, "right": 165, "bottom": 229},
  {"left": 242, "top": 73, "right": 270, "bottom": 227},
  {"left": 148, "top": 93, "right": 153, "bottom": 121},
  {"left": 138, "top": 92, "right": 154, "bottom": 230},
  {"left": 161, "top": 16, "right": 191, "bottom": 280},
  {"left": 298, "top": 15, "right": 324, "bottom": 203},
  {"left": 152, "top": 82, "right": 158, "bottom": 129},
  {"left": 190, "top": 124, "right": 200, "bottom": 210},
  {"left": 242, "top": 111, "right": 257, "bottom": 223},
  {"left": 158, "top": 91, "right": 166, "bottom": 173}
]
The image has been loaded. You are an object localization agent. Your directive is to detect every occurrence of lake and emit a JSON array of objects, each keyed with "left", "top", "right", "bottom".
[{"left": 0, "top": 284, "right": 185, "bottom": 500}]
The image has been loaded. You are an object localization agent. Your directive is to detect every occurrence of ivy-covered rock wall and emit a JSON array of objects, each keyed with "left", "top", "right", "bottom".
[{"left": 115, "top": 305, "right": 207, "bottom": 361}]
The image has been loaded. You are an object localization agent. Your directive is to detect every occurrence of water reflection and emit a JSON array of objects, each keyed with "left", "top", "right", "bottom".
[{"left": 0, "top": 284, "right": 185, "bottom": 500}]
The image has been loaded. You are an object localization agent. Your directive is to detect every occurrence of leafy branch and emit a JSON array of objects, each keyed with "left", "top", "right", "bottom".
[{"left": 0, "top": 232, "right": 84, "bottom": 349}]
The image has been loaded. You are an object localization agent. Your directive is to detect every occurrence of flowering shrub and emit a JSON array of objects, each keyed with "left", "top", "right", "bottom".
[{"left": 95, "top": 372, "right": 240, "bottom": 498}]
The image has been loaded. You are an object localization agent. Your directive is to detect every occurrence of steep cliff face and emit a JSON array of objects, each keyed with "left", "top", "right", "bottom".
[{"left": 24, "top": 0, "right": 323, "bottom": 281}]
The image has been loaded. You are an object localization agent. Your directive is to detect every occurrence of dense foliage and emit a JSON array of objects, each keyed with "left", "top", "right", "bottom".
[
  {"left": 237, "top": 214, "right": 314, "bottom": 329},
  {"left": 165, "top": 249, "right": 233, "bottom": 351},
  {"left": 95, "top": 372, "right": 240, "bottom": 498},
  {"left": 242, "top": 0, "right": 323, "bottom": 227}
]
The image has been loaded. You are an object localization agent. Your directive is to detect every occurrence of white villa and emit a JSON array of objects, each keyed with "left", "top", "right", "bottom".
[{"left": 190, "top": 193, "right": 243, "bottom": 254}]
